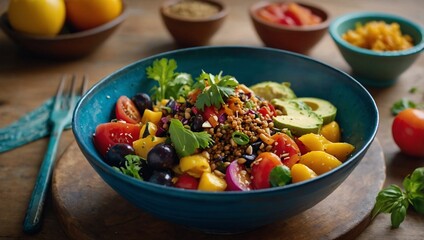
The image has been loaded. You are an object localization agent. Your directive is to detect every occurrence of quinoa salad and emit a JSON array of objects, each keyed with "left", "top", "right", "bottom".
[{"left": 92, "top": 58, "right": 355, "bottom": 191}]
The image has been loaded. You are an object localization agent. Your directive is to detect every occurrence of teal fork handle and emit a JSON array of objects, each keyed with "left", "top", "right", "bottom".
[{"left": 23, "top": 124, "right": 64, "bottom": 234}]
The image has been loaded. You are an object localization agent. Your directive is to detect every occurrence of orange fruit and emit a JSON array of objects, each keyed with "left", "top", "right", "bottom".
[
  {"left": 8, "top": 0, "right": 66, "bottom": 36},
  {"left": 65, "top": 0, "right": 123, "bottom": 31}
]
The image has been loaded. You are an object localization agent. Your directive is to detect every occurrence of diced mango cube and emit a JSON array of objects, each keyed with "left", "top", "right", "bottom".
[
  {"left": 299, "top": 151, "right": 342, "bottom": 175},
  {"left": 141, "top": 109, "right": 162, "bottom": 126},
  {"left": 324, "top": 142, "right": 355, "bottom": 162},
  {"left": 133, "top": 135, "right": 167, "bottom": 159},
  {"left": 291, "top": 163, "right": 317, "bottom": 183},
  {"left": 298, "top": 133, "right": 331, "bottom": 151},
  {"left": 320, "top": 121, "right": 341, "bottom": 142},
  {"left": 179, "top": 154, "right": 211, "bottom": 178},
  {"left": 198, "top": 172, "right": 227, "bottom": 192}
]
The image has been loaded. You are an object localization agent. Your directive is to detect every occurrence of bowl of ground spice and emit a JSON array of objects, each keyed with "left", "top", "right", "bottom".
[{"left": 160, "top": 0, "right": 228, "bottom": 46}]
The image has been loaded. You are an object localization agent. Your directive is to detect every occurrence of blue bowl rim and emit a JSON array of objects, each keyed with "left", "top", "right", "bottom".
[
  {"left": 73, "top": 45, "right": 379, "bottom": 198},
  {"left": 329, "top": 11, "right": 424, "bottom": 57}
]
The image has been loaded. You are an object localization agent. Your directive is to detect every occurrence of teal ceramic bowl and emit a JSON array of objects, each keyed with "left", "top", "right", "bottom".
[
  {"left": 72, "top": 46, "right": 378, "bottom": 234},
  {"left": 329, "top": 12, "right": 424, "bottom": 87}
]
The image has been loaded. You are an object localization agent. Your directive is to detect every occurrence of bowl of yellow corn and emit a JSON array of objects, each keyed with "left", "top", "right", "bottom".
[{"left": 329, "top": 12, "right": 424, "bottom": 87}]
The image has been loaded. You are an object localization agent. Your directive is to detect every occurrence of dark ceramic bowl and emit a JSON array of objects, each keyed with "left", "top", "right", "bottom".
[
  {"left": 329, "top": 12, "right": 424, "bottom": 87},
  {"left": 160, "top": 0, "right": 228, "bottom": 47},
  {"left": 0, "top": 7, "right": 128, "bottom": 59},
  {"left": 73, "top": 46, "right": 378, "bottom": 234},
  {"left": 250, "top": 1, "right": 330, "bottom": 54}
]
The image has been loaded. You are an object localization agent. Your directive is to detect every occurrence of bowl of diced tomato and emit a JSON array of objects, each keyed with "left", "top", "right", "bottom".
[
  {"left": 250, "top": 1, "right": 330, "bottom": 54},
  {"left": 73, "top": 46, "right": 378, "bottom": 234}
]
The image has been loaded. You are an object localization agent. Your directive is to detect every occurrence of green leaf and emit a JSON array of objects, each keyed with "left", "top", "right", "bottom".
[
  {"left": 114, "top": 155, "right": 144, "bottom": 180},
  {"left": 391, "top": 98, "right": 417, "bottom": 116},
  {"left": 391, "top": 202, "right": 408, "bottom": 228},
  {"left": 146, "top": 58, "right": 177, "bottom": 101},
  {"left": 372, "top": 185, "right": 405, "bottom": 218},
  {"left": 404, "top": 167, "right": 424, "bottom": 214},
  {"left": 194, "top": 71, "right": 238, "bottom": 110},
  {"left": 269, "top": 165, "right": 292, "bottom": 187},
  {"left": 169, "top": 119, "right": 213, "bottom": 157},
  {"left": 166, "top": 73, "right": 193, "bottom": 99}
]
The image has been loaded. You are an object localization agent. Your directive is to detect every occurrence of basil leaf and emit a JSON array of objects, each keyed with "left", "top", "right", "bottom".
[
  {"left": 391, "top": 201, "right": 408, "bottom": 228},
  {"left": 269, "top": 165, "right": 292, "bottom": 187}
]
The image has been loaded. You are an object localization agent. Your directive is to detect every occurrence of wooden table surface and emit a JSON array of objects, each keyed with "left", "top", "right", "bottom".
[{"left": 0, "top": 0, "right": 423, "bottom": 239}]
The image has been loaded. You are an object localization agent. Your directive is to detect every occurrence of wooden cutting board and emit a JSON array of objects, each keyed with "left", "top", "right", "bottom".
[{"left": 52, "top": 139, "right": 385, "bottom": 240}]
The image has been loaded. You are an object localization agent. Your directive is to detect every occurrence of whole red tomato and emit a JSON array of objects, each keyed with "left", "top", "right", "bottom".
[{"left": 392, "top": 108, "right": 424, "bottom": 157}]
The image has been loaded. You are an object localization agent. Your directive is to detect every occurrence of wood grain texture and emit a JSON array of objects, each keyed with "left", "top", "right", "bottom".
[{"left": 51, "top": 140, "right": 385, "bottom": 240}]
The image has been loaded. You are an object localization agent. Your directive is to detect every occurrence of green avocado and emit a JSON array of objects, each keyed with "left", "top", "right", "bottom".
[
  {"left": 298, "top": 97, "right": 337, "bottom": 125},
  {"left": 271, "top": 99, "right": 323, "bottom": 136},
  {"left": 250, "top": 81, "right": 296, "bottom": 101}
]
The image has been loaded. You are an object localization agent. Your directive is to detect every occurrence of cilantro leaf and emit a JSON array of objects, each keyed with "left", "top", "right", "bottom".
[
  {"left": 114, "top": 155, "right": 144, "bottom": 180},
  {"left": 146, "top": 58, "right": 177, "bottom": 101},
  {"left": 169, "top": 119, "right": 213, "bottom": 157},
  {"left": 166, "top": 73, "right": 193, "bottom": 100},
  {"left": 194, "top": 71, "right": 238, "bottom": 110}
]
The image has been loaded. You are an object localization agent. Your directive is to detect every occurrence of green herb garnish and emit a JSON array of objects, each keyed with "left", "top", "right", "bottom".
[
  {"left": 269, "top": 165, "right": 292, "bottom": 187},
  {"left": 168, "top": 119, "right": 214, "bottom": 157},
  {"left": 194, "top": 71, "right": 238, "bottom": 111},
  {"left": 114, "top": 155, "right": 145, "bottom": 180},
  {"left": 391, "top": 98, "right": 417, "bottom": 116},
  {"left": 372, "top": 167, "right": 424, "bottom": 228},
  {"left": 231, "top": 131, "right": 249, "bottom": 145},
  {"left": 146, "top": 58, "right": 177, "bottom": 102}
]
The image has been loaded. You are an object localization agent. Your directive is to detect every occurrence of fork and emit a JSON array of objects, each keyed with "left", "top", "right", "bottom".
[{"left": 23, "top": 75, "right": 87, "bottom": 234}]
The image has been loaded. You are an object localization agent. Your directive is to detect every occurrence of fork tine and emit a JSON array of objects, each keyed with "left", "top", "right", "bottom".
[
  {"left": 53, "top": 76, "right": 66, "bottom": 110},
  {"left": 81, "top": 74, "right": 88, "bottom": 95}
]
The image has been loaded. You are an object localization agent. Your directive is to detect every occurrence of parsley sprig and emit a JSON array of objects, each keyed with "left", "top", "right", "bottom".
[
  {"left": 194, "top": 71, "right": 238, "bottom": 111},
  {"left": 114, "top": 155, "right": 145, "bottom": 180},
  {"left": 169, "top": 119, "right": 214, "bottom": 157},
  {"left": 372, "top": 167, "right": 424, "bottom": 228},
  {"left": 146, "top": 58, "right": 193, "bottom": 102}
]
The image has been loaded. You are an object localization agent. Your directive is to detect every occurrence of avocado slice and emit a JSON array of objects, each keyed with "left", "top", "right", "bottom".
[
  {"left": 271, "top": 99, "right": 323, "bottom": 136},
  {"left": 298, "top": 97, "right": 337, "bottom": 125},
  {"left": 250, "top": 81, "right": 296, "bottom": 101}
]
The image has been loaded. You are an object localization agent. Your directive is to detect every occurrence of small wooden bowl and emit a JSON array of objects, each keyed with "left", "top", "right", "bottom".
[
  {"left": 160, "top": 0, "right": 228, "bottom": 47},
  {"left": 250, "top": 1, "right": 330, "bottom": 54},
  {"left": 0, "top": 7, "right": 128, "bottom": 60}
]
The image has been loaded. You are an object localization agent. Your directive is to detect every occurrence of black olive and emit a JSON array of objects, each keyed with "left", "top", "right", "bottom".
[
  {"left": 190, "top": 114, "right": 204, "bottom": 132},
  {"left": 242, "top": 154, "right": 257, "bottom": 167},
  {"left": 147, "top": 143, "right": 179, "bottom": 170},
  {"left": 165, "top": 99, "right": 177, "bottom": 114},
  {"left": 104, "top": 143, "right": 135, "bottom": 167},
  {"left": 148, "top": 170, "right": 173, "bottom": 186},
  {"left": 132, "top": 93, "right": 153, "bottom": 115},
  {"left": 251, "top": 140, "right": 263, "bottom": 153}
]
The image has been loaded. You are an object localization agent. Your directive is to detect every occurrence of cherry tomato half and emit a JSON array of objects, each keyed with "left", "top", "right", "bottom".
[
  {"left": 271, "top": 133, "right": 301, "bottom": 168},
  {"left": 116, "top": 95, "right": 141, "bottom": 124},
  {"left": 175, "top": 173, "right": 199, "bottom": 190},
  {"left": 93, "top": 122, "right": 141, "bottom": 156},
  {"left": 251, "top": 152, "right": 283, "bottom": 189},
  {"left": 392, "top": 108, "right": 424, "bottom": 157}
]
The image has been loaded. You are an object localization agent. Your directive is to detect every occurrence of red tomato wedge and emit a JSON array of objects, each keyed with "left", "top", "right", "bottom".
[
  {"left": 251, "top": 152, "right": 283, "bottom": 189},
  {"left": 116, "top": 95, "right": 141, "bottom": 124},
  {"left": 175, "top": 173, "right": 199, "bottom": 190},
  {"left": 271, "top": 133, "right": 301, "bottom": 168},
  {"left": 93, "top": 122, "right": 141, "bottom": 156}
]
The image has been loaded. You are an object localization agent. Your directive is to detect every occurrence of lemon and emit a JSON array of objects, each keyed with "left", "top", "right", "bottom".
[
  {"left": 8, "top": 0, "right": 66, "bottom": 36},
  {"left": 65, "top": 0, "right": 123, "bottom": 31}
]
